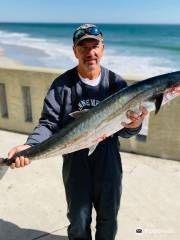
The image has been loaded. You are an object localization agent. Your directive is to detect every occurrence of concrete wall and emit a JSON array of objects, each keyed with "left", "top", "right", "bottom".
[
  {"left": 0, "top": 66, "right": 61, "bottom": 133},
  {"left": 0, "top": 67, "right": 179, "bottom": 161}
]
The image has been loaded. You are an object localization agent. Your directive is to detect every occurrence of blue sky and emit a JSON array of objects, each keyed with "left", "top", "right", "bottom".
[{"left": 0, "top": 0, "right": 180, "bottom": 24}]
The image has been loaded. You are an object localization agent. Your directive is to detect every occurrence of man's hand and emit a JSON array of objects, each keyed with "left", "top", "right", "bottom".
[
  {"left": 121, "top": 106, "right": 148, "bottom": 129},
  {"left": 8, "top": 144, "right": 31, "bottom": 169}
]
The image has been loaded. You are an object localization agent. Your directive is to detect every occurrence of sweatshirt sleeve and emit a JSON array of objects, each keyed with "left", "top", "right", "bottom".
[
  {"left": 112, "top": 73, "right": 142, "bottom": 138},
  {"left": 116, "top": 124, "right": 142, "bottom": 138},
  {"left": 26, "top": 78, "right": 63, "bottom": 146}
]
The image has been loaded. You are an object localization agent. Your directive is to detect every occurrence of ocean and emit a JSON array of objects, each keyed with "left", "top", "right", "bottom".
[{"left": 0, "top": 22, "right": 180, "bottom": 77}]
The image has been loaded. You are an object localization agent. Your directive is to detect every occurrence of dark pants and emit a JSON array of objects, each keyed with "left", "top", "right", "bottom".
[{"left": 62, "top": 137, "right": 123, "bottom": 240}]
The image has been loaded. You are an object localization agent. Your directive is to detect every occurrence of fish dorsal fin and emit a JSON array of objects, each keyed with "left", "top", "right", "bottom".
[
  {"left": 155, "top": 93, "right": 164, "bottom": 114},
  {"left": 69, "top": 109, "right": 89, "bottom": 119},
  {"left": 88, "top": 144, "right": 99, "bottom": 156}
]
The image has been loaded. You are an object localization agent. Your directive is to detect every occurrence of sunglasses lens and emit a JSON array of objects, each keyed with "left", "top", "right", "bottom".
[
  {"left": 73, "top": 26, "right": 103, "bottom": 44},
  {"left": 88, "top": 27, "right": 101, "bottom": 35}
]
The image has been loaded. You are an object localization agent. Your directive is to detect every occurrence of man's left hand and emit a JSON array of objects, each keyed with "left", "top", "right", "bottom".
[{"left": 121, "top": 106, "right": 148, "bottom": 129}]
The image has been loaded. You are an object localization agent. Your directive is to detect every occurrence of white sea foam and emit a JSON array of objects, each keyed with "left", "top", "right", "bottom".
[
  {"left": 0, "top": 30, "right": 76, "bottom": 68},
  {"left": 102, "top": 51, "right": 176, "bottom": 78},
  {"left": 0, "top": 30, "right": 177, "bottom": 77}
]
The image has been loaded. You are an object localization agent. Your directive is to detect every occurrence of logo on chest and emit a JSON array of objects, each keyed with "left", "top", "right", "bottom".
[{"left": 78, "top": 99, "right": 100, "bottom": 111}]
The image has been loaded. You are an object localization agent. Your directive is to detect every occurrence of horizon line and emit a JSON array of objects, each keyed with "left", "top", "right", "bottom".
[{"left": 0, "top": 21, "right": 180, "bottom": 25}]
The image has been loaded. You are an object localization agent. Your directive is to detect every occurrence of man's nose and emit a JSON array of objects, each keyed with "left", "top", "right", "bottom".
[{"left": 86, "top": 47, "right": 95, "bottom": 55}]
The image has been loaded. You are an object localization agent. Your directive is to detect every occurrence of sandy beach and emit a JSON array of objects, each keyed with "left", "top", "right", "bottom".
[{"left": 0, "top": 47, "right": 23, "bottom": 67}]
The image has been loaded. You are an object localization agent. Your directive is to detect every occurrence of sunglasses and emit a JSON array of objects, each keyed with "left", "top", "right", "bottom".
[{"left": 73, "top": 27, "right": 103, "bottom": 43}]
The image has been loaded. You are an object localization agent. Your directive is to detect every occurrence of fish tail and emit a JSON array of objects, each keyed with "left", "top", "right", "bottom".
[
  {"left": 0, "top": 166, "right": 9, "bottom": 180},
  {"left": 0, "top": 158, "right": 11, "bottom": 180},
  {"left": 0, "top": 158, "right": 14, "bottom": 180},
  {"left": 0, "top": 158, "right": 13, "bottom": 166}
]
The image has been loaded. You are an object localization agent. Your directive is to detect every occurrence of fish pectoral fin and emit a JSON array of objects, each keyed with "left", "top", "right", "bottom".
[
  {"left": 69, "top": 109, "right": 89, "bottom": 119},
  {"left": 154, "top": 93, "right": 164, "bottom": 114},
  {"left": 88, "top": 144, "right": 99, "bottom": 156}
]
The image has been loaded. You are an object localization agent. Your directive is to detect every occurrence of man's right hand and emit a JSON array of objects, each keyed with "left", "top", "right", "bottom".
[{"left": 8, "top": 144, "right": 31, "bottom": 169}]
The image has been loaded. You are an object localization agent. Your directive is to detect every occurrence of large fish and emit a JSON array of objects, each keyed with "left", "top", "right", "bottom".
[{"left": 0, "top": 71, "right": 180, "bottom": 170}]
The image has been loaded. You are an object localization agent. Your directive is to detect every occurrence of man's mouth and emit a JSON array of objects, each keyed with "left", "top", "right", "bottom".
[{"left": 86, "top": 59, "right": 96, "bottom": 64}]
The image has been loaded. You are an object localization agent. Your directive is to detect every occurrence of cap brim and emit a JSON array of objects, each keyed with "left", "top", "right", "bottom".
[{"left": 74, "top": 35, "right": 103, "bottom": 46}]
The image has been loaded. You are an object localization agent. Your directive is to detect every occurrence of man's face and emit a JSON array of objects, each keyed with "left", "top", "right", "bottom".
[{"left": 73, "top": 39, "right": 104, "bottom": 71}]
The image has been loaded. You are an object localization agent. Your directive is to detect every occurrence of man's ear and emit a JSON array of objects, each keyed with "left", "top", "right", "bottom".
[
  {"left": 102, "top": 42, "right": 105, "bottom": 51},
  {"left": 73, "top": 46, "right": 78, "bottom": 59}
]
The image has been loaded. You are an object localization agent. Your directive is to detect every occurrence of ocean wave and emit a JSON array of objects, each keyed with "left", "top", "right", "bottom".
[
  {"left": 0, "top": 29, "right": 177, "bottom": 77},
  {"left": 102, "top": 53, "right": 175, "bottom": 78},
  {"left": 156, "top": 45, "right": 180, "bottom": 52},
  {"left": 0, "top": 30, "right": 72, "bottom": 56},
  {"left": 0, "top": 30, "right": 76, "bottom": 67}
]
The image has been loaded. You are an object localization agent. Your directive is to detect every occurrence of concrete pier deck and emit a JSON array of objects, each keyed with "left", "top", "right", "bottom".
[{"left": 0, "top": 129, "right": 180, "bottom": 240}]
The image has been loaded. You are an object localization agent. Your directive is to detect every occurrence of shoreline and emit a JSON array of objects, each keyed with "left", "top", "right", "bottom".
[{"left": 0, "top": 47, "right": 24, "bottom": 68}]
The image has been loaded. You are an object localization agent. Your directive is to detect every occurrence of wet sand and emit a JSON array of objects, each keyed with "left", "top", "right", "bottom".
[{"left": 0, "top": 47, "right": 23, "bottom": 67}]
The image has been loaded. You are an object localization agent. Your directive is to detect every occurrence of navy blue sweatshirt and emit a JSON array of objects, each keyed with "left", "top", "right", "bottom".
[{"left": 26, "top": 66, "right": 141, "bottom": 146}]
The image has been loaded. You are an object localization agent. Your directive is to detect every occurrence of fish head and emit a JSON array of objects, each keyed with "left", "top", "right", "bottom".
[
  {"left": 146, "top": 71, "right": 180, "bottom": 114},
  {"left": 162, "top": 76, "right": 180, "bottom": 104}
]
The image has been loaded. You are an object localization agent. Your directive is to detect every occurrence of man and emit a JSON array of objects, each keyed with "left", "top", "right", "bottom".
[{"left": 8, "top": 24, "right": 148, "bottom": 240}]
